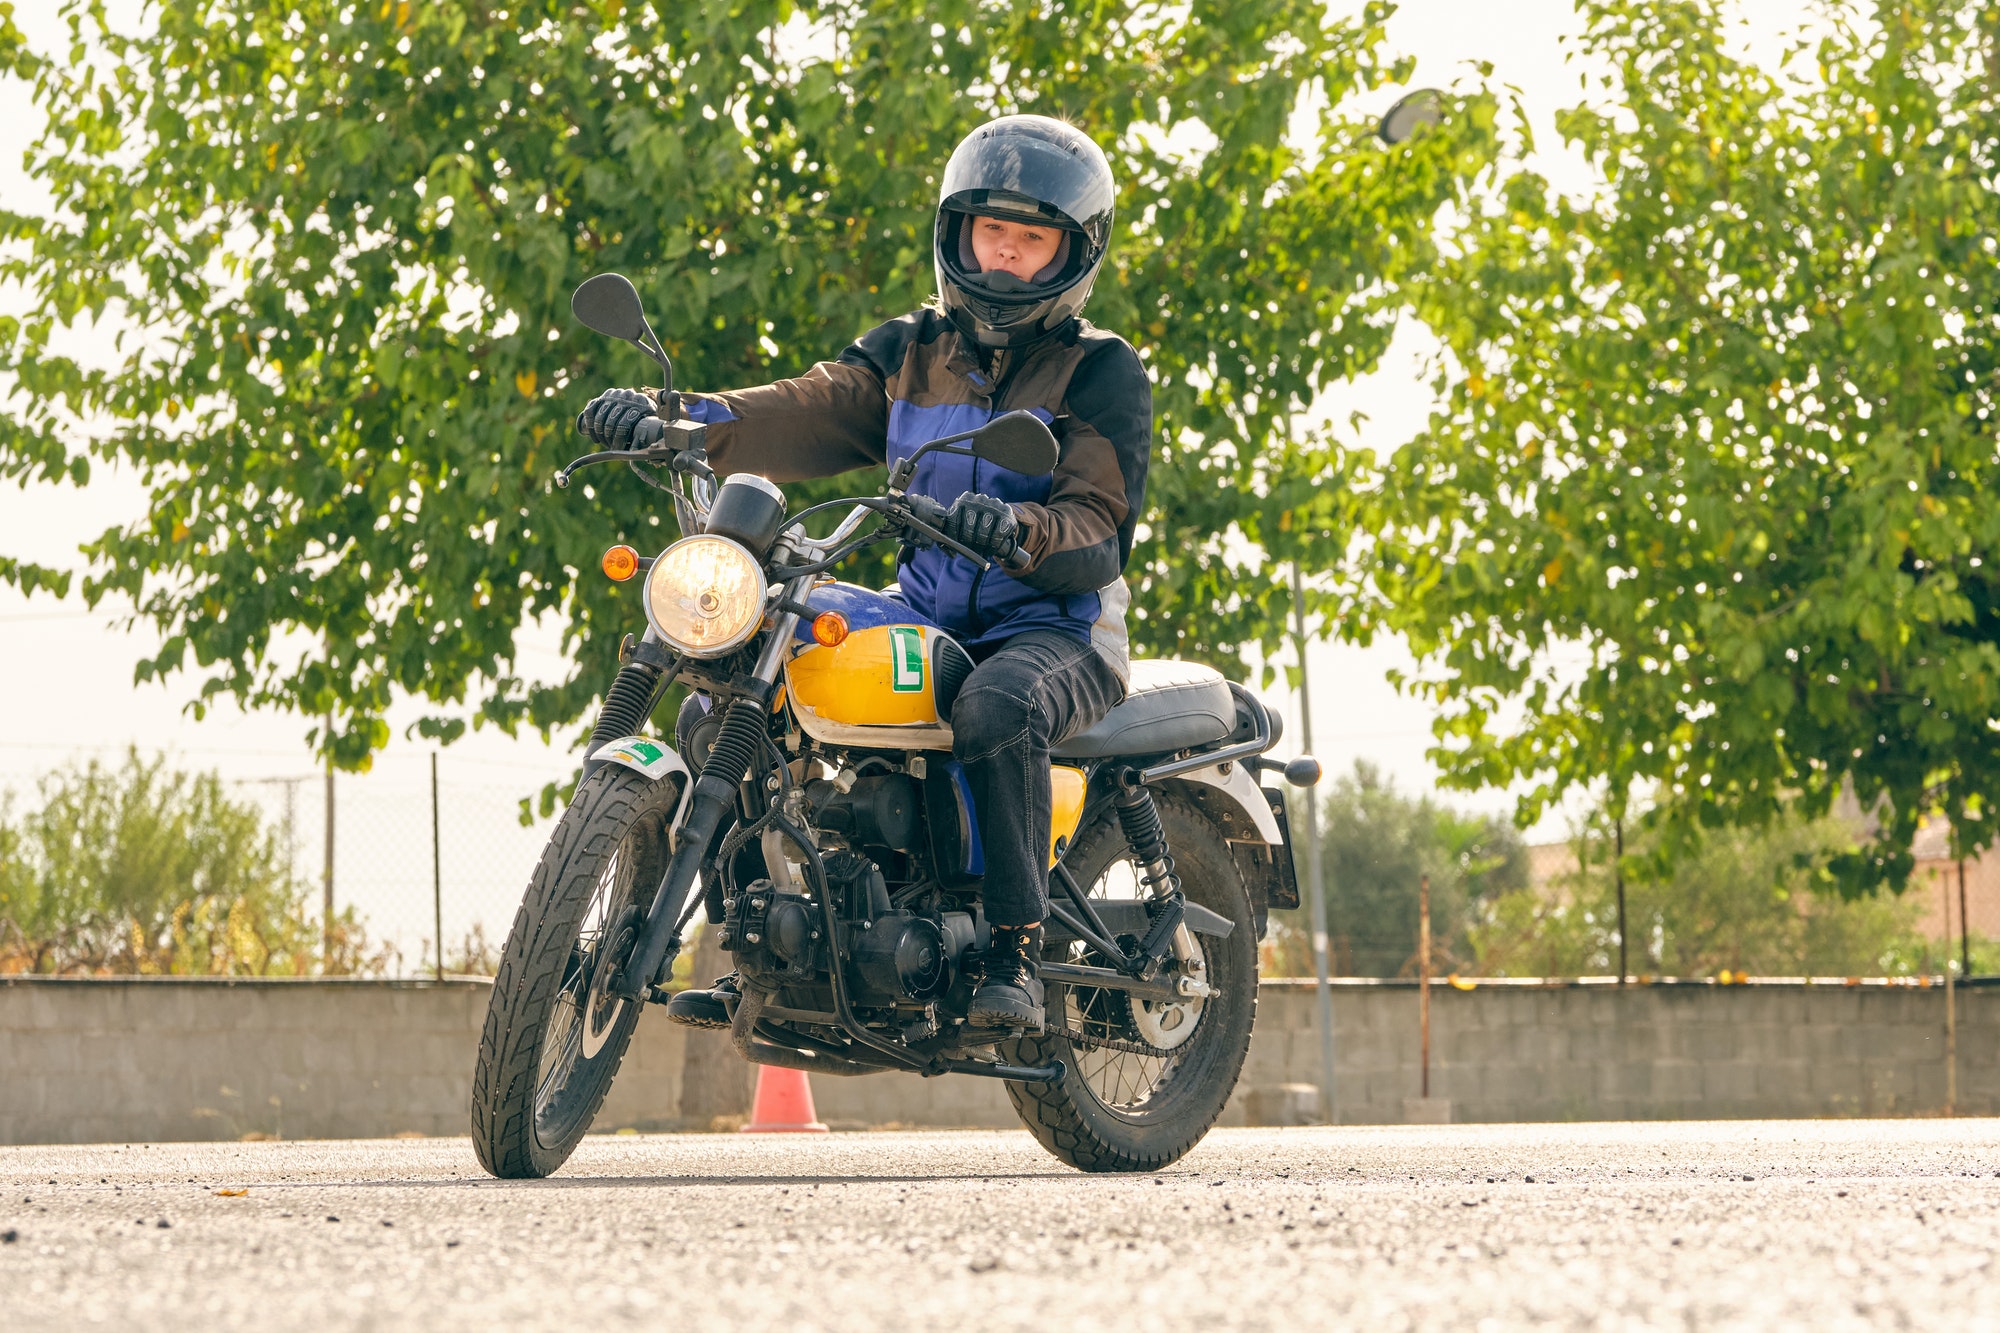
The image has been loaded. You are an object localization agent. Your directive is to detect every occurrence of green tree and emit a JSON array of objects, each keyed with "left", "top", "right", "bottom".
[
  {"left": 1376, "top": 0, "right": 2000, "bottom": 891},
  {"left": 1268, "top": 761, "right": 1526, "bottom": 977},
  {"left": 1471, "top": 801, "right": 1938, "bottom": 979},
  {"left": 0, "top": 750, "right": 382, "bottom": 974},
  {"left": 0, "top": 0, "right": 1498, "bottom": 769}
]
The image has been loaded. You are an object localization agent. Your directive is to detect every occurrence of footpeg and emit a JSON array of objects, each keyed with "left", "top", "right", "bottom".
[{"left": 663, "top": 976, "right": 740, "bottom": 1029}]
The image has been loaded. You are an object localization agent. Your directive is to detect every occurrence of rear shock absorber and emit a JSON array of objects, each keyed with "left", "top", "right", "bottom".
[
  {"left": 1114, "top": 775, "right": 1180, "bottom": 900},
  {"left": 1115, "top": 774, "right": 1187, "bottom": 980}
]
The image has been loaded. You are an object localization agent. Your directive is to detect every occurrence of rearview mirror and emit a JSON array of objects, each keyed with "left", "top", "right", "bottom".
[
  {"left": 571, "top": 273, "right": 650, "bottom": 343},
  {"left": 572, "top": 272, "right": 673, "bottom": 386},
  {"left": 970, "top": 411, "right": 1060, "bottom": 475}
]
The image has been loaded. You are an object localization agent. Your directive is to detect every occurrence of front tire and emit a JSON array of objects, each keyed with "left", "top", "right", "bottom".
[
  {"left": 471, "top": 765, "right": 683, "bottom": 1179},
  {"left": 1003, "top": 790, "right": 1259, "bottom": 1172}
]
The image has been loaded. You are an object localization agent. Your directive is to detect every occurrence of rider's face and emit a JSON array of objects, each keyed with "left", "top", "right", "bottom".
[{"left": 970, "top": 216, "right": 1061, "bottom": 282}]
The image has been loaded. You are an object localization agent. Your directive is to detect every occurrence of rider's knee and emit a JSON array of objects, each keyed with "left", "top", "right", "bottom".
[{"left": 950, "top": 680, "right": 1034, "bottom": 763}]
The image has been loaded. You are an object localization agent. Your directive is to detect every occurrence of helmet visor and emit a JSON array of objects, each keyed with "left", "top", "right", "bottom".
[{"left": 938, "top": 124, "right": 1115, "bottom": 246}]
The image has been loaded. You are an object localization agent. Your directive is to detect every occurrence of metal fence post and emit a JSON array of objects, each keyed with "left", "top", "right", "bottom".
[
  {"left": 1959, "top": 857, "right": 1971, "bottom": 978},
  {"left": 432, "top": 750, "right": 444, "bottom": 982},
  {"left": 1419, "top": 871, "right": 1431, "bottom": 1100},
  {"left": 322, "top": 734, "right": 335, "bottom": 971},
  {"left": 1944, "top": 866, "right": 1958, "bottom": 1115},
  {"left": 1615, "top": 815, "right": 1628, "bottom": 986}
]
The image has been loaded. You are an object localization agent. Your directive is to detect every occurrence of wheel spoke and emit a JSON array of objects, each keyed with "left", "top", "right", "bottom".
[
  {"left": 534, "top": 842, "right": 638, "bottom": 1124},
  {"left": 1059, "top": 851, "right": 1206, "bottom": 1113},
  {"left": 536, "top": 1001, "right": 584, "bottom": 1108}
]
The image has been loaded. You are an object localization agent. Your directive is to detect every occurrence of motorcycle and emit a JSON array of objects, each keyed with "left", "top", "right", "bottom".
[{"left": 471, "top": 273, "right": 1321, "bottom": 1178}]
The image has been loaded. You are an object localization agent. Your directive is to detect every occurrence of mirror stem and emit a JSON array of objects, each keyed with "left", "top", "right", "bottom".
[{"left": 635, "top": 322, "right": 674, "bottom": 408}]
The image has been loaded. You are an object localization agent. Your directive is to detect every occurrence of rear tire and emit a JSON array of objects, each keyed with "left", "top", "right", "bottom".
[
  {"left": 1002, "top": 790, "right": 1258, "bottom": 1172},
  {"left": 471, "top": 766, "right": 683, "bottom": 1179}
]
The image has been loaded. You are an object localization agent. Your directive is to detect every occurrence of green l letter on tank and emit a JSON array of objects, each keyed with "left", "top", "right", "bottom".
[{"left": 890, "top": 627, "right": 925, "bottom": 693}]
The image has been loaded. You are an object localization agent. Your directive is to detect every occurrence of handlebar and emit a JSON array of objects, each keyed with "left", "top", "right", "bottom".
[
  {"left": 553, "top": 418, "right": 714, "bottom": 490},
  {"left": 554, "top": 404, "right": 991, "bottom": 574},
  {"left": 766, "top": 494, "right": 993, "bottom": 580}
]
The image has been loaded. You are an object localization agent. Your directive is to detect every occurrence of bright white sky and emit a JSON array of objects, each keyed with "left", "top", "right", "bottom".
[{"left": 0, "top": 1, "right": 1829, "bottom": 964}]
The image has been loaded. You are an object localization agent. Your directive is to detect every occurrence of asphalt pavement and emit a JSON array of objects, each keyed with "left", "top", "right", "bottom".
[{"left": 4, "top": 1119, "right": 1999, "bottom": 1330}]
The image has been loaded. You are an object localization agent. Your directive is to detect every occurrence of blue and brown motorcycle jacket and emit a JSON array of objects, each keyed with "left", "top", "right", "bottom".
[{"left": 677, "top": 308, "right": 1151, "bottom": 686}]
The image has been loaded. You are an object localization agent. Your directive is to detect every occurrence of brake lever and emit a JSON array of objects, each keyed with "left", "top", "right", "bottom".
[
  {"left": 671, "top": 447, "right": 715, "bottom": 483},
  {"left": 553, "top": 419, "right": 710, "bottom": 489},
  {"left": 554, "top": 445, "right": 677, "bottom": 489}
]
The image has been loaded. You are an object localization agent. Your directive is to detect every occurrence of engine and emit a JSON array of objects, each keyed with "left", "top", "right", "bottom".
[{"left": 719, "top": 843, "right": 981, "bottom": 1013}]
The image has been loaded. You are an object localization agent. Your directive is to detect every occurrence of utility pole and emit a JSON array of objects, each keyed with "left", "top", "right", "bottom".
[
  {"left": 1290, "top": 562, "right": 1337, "bottom": 1124},
  {"left": 432, "top": 750, "right": 444, "bottom": 982},
  {"left": 323, "top": 720, "right": 336, "bottom": 972}
]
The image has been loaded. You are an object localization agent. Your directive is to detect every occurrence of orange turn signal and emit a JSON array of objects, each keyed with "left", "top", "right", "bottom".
[
  {"left": 811, "top": 611, "right": 849, "bottom": 647},
  {"left": 601, "top": 544, "right": 640, "bottom": 582}
]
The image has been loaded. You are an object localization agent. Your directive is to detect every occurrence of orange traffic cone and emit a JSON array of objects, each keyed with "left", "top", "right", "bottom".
[{"left": 739, "top": 1064, "right": 829, "bottom": 1133}]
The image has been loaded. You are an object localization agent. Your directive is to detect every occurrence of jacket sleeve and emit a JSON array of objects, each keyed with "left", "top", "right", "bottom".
[
  {"left": 675, "top": 315, "right": 918, "bottom": 482},
  {"left": 1007, "top": 337, "right": 1151, "bottom": 596}
]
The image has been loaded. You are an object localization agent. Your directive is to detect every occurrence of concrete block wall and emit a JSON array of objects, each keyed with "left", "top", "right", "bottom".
[
  {"left": 1260, "top": 979, "right": 1996, "bottom": 1123},
  {"left": 2, "top": 975, "right": 1992, "bottom": 1144},
  {"left": 0, "top": 979, "right": 492, "bottom": 1144}
]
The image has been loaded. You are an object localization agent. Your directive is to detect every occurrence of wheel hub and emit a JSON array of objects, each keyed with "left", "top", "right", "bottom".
[
  {"left": 1130, "top": 935, "right": 1205, "bottom": 1051},
  {"left": 581, "top": 906, "right": 642, "bottom": 1058}
]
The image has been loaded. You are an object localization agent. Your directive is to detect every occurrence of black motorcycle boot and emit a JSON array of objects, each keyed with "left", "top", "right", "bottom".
[
  {"left": 967, "top": 924, "right": 1045, "bottom": 1031},
  {"left": 664, "top": 972, "right": 740, "bottom": 1030}
]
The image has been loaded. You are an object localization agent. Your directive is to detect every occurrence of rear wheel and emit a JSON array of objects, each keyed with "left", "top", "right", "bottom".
[
  {"left": 1002, "top": 790, "right": 1258, "bottom": 1172},
  {"left": 471, "top": 766, "right": 683, "bottom": 1179}
]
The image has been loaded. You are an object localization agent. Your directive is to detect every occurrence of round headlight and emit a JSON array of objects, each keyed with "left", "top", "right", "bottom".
[{"left": 643, "top": 534, "right": 767, "bottom": 657}]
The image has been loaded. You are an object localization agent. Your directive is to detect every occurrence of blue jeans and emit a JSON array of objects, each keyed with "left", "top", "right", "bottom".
[{"left": 950, "top": 630, "right": 1124, "bottom": 926}]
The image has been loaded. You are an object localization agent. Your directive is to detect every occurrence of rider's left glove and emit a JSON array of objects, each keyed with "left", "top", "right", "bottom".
[
  {"left": 939, "top": 492, "right": 1023, "bottom": 566},
  {"left": 577, "top": 388, "right": 658, "bottom": 450}
]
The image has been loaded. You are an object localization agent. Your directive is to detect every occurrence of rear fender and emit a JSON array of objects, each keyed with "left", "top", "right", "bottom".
[
  {"left": 1162, "top": 763, "right": 1298, "bottom": 934},
  {"left": 1163, "top": 762, "right": 1282, "bottom": 844},
  {"left": 589, "top": 736, "right": 695, "bottom": 823}
]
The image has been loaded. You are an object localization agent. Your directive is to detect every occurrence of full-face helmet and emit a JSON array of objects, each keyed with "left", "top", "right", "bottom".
[{"left": 934, "top": 115, "right": 1116, "bottom": 349}]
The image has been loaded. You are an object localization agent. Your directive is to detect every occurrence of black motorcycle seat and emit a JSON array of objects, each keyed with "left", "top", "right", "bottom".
[{"left": 1053, "top": 659, "right": 1234, "bottom": 759}]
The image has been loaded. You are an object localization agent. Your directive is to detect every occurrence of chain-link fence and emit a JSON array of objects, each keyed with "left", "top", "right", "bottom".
[{"left": 224, "top": 758, "right": 554, "bottom": 977}]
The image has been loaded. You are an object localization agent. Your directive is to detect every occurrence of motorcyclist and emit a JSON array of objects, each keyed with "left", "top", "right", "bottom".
[{"left": 578, "top": 114, "right": 1150, "bottom": 1033}]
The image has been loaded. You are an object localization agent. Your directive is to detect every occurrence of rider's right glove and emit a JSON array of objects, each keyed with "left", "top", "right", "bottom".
[
  {"left": 938, "top": 491, "right": 1022, "bottom": 565},
  {"left": 577, "top": 388, "right": 657, "bottom": 450}
]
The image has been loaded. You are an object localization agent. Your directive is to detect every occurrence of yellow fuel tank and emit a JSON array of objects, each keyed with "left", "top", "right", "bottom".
[
  {"left": 1050, "top": 764, "right": 1086, "bottom": 866},
  {"left": 783, "top": 584, "right": 971, "bottom": 750}
]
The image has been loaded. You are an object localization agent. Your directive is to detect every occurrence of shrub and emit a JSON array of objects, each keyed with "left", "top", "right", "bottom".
[
  {"left": 0, "top": 750, "right": 387, "bottom": 975},
  {"left": 1470, "top": 806, "right": 1937, "bottom": 979}
]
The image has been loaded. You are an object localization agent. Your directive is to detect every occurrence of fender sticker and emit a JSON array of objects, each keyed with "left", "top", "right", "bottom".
[{"left": 593, "top": 735, "right": 686, "bottom": 783}]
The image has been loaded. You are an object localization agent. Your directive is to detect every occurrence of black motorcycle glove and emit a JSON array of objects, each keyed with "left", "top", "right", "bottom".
[
  {"left": 577, "top": 388, "right": 657, "bottom": 450},
  {"left": 939, "top": 492, "right": 1021, "bottom": 564}
]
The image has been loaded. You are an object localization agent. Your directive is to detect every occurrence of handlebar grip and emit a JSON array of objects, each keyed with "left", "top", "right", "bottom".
[
  {"left": 631, "top": 417, "right": 666, "bottom": 449},
  {"left": 905, "top": 493, "right": 947, "bottom": 526}
]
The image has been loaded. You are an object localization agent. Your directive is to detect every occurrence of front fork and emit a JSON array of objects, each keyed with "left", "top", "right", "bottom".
[{"left": 612, "top": 591, "right": 805, "bottom": 1000}]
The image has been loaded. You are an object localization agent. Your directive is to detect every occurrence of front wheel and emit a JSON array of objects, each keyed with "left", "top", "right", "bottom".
[
  {"left": 1003, "top": 789, "right": 1259, "bottom": 1172},
  {"left": 471, "top": 765, "right": 683, "bottom": 1178}
]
